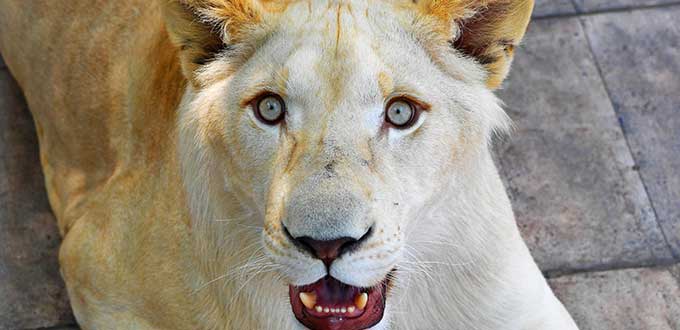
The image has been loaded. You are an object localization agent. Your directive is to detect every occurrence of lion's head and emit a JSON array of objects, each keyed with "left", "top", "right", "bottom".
[{"left": 164, "top": 0, "right": 533, "bottom": 329}]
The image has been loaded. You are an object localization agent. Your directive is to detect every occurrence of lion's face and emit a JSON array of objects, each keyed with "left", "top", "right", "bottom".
[{"left": 174, "top": 1, "right": 530, "bottom": 329}]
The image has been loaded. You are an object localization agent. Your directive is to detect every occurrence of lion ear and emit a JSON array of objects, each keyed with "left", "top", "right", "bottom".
[
  {"left": 421, "top": 0, "right": 534, "bottom": 89},
  {"left": 160, "top": 0, "right": 263, "bottom": 85}
]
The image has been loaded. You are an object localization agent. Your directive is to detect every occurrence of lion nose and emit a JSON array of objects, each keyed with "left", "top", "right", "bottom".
[{"left": 291, "top": 229, "right": 372, "bottom": 268}]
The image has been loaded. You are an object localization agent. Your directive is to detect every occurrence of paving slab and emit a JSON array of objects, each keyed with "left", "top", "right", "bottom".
[
  {"left": 549, "top": 265, "right": 680, "bottom": 330},
  {"left": 0, "top": 69, "right": 74, "bottom": 329},
  {"left": 533, "top": 0, "right": 577, "bottom": 17},
  {"left": 582, "top": 7, "right": 680, "bottom": 258},
  {"left": 496, "top": 17, "right": 674, "bottom": 274},
  {"left": 573, "top": 0, "right": 680, "bottom": 13}
]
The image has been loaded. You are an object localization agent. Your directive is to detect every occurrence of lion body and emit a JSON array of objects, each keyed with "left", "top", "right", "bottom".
[
  {"left": 0, "top": 1, "right": 578, "bottom": 329},
  {"left": 0, "top": 1, "right": 202, "bottom": 328}
]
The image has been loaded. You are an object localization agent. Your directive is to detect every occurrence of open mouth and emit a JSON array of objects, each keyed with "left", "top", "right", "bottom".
[{"left": 289, "top": 275, "right": 390, "bottom": 330}]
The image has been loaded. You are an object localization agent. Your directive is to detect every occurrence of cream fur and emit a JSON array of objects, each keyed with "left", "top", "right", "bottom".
[{"left": 0, "top": 0, "right": 578, "bottom": 329}]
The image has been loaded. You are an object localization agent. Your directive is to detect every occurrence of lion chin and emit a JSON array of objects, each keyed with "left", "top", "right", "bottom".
[{"left": 0, "top": 0, "right": 581, "bottom": 329}]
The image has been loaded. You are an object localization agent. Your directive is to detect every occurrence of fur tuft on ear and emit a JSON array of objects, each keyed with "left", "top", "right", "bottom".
[
  {"left": 418, "top": 0, "right": 534, "bottom": 89},
  {"left": 160, "top": 0, "right": 268, "bottom": 86}
]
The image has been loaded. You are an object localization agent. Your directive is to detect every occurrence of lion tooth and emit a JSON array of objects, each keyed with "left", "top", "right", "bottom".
[
  {"left": 348, "top": 306, "right": 356, "bottom": 313},
  {"left": 355, "top": 293, "right": 368, "bottom": 310},
  {"left": 299, "top": 292, "right": 317, "bottom": 310},
  {"left": 315, "top": 305, "right": 323, "bottom": 313}
]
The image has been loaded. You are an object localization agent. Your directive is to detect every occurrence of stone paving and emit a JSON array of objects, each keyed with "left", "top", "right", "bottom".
[
  {"left": 0, "top": 69, "right": 74, "bottom": 330},
  {"left": 1, "top": 3, "right": 679, "bottom": 330}
]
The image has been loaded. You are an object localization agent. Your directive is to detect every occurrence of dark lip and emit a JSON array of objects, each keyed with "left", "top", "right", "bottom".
[{"left": 289, "top": 274, "right": 392, "bottom": 330}]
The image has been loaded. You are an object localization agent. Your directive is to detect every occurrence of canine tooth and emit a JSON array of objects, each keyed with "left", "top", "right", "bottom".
[
  {"left": 348, "top": 306, "right": 356, "bottom": 313},
  {"left": 299, "top": 292, "right": 317, "bottom": 310},
  {"left": 355, "top": 293, "right": 368, "bottom": 310},
  {"left": 315, "top": 306, "right": 323, "bottom": 313},
  {"left": 341, "top": 307, "right": 347, "bottom": 313}
]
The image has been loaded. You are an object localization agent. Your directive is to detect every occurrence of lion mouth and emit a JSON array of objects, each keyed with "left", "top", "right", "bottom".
[{"left": 289, "top": 275, "right": 389, "bottom": 330}]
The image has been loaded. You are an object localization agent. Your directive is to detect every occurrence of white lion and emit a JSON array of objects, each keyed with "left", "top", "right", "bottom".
[{"left": 0, "top": 0, "right": 579, "bottom": 329}]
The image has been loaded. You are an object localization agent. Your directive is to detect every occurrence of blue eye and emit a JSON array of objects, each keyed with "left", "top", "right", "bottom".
[
  {"left": 255, "top": 94, "right": 286, "bottom": 124},
  {"left": 386, "top": 99, "right": 415, "bottom": 127}
]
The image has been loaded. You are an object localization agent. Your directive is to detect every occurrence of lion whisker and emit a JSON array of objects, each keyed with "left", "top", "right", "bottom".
[
  {"left": 226, "top": 263, "right": 282, "bottom": 307},
  {"left": 212, "top": 212, "right": 255, "bottom": 222},
  {"left": 192, "top": 273, "right": 231, "bottom": 294}
]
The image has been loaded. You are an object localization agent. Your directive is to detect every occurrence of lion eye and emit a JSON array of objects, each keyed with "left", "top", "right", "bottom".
[
  {"left": 255, "top": 94, "right": 285, "bottom": 124},
  {"left": 386, "top": 99, "right": 415, "bottom": 128}
]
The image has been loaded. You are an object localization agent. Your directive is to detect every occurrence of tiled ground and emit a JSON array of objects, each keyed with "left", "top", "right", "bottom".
[
  {"left": 0, "top": 69, "right": 74, "bottom": 330},
  {"left": 1, "top": 3, "right": 679, "bottom": 330},
  {"left": 532, "top": 0, "right": 680, "bottom": 17}
]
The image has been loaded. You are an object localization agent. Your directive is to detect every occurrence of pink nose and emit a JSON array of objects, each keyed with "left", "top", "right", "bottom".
[{"left": 296, "top": 237, "right": 358, "bottom": 268}]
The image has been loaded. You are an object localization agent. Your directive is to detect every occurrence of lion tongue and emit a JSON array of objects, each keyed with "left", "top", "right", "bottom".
[
  {"left": 289, "top": 275, "right": 387, "bottom": 330},
  {"left": 298, "top": 276, "right": 365, "bottom": 315}
]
